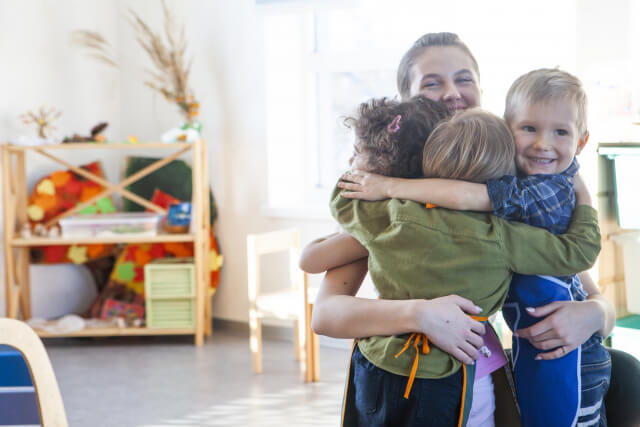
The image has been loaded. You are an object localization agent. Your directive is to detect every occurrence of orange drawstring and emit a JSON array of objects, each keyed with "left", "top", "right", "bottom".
[
  {"left": 394, "top": 315, "right": 488, "bottom": 399},
  {"left": 394, "top": 333, "right": 430, "bottom": 399}
]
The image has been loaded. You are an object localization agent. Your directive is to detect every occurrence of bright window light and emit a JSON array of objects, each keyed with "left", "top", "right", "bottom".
[{"left": 260, "top": 0, "right": 577, "bottom": 215}]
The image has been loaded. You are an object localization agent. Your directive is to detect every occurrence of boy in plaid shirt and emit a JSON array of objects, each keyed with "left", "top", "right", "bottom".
[{"left": 339, "top": 68, "right": 610, "bottom": 426}]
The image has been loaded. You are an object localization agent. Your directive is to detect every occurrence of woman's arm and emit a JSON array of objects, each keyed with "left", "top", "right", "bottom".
[
  {"left": 312, "top": 259, "right": 487, "bottom": 365},
  {"left": 299, "top": 231, "right": 369, "bottom": 274},
  {"left": 338, "top": 170, "right": 492, "bottom": 211}
]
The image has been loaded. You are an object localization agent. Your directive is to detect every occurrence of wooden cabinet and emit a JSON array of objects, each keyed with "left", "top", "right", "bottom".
[{"left": 1, "top": 140, "right": 211, "bottom": 345}]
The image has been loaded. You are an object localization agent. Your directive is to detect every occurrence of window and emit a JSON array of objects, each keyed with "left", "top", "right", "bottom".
[{"left": 260, "top": 0, "right": 577, "bottom": 217}]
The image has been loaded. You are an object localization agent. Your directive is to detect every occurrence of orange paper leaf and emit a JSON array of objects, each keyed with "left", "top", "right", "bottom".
[
  {"left": 86, "top": 244, "right": 105, "bottom": 258},
  {"left": 80, "top": 186, "right": 102, "bottom": 202},
  {"left": 50, "top": 171, "right": 71, "bottom": 187}
]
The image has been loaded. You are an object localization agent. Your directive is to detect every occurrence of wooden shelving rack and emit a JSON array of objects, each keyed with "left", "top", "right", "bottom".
[{"left": 1, "top": 140, "right": 212, "bottom": 345}]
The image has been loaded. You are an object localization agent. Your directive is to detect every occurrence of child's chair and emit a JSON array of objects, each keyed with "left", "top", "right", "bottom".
[
  {"left": 247, "top": 228, "right": 319, "bottom": 382},
  {"left": 0, "top": 318, "right": 68, "bottom": 427}
]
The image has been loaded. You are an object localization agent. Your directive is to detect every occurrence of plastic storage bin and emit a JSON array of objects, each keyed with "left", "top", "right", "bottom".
[
  {"left": 144, "top": 259, "right": 195, "bottom": 329},
  {"left": 59, "top": 212, "right": 161, "bottom": 237},
  {"left": 598, "top": 143, "right": 640, "bottom": 229}
]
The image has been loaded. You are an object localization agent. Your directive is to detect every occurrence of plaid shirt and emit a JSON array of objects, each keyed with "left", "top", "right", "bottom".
[
  {"left": 487, "top": 159, "right": 578, "bottom": 235},
  {"left": 487, "top": 159, "right": 586, "bottom": 301}
]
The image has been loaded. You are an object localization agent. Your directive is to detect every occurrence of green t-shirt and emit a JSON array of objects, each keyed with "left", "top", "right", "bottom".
[{"left": 330, "top": 185, "right": 601, "bottom": 379}]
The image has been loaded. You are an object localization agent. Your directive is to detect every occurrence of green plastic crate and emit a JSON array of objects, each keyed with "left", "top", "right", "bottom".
[{"left": 144, "top": 259, "right": 195, "bottom": 329}]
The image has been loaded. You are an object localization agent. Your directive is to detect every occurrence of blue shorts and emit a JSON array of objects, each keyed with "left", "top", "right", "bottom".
[{"left": 341, "top": 344, "right": 469, "bottom": 427}]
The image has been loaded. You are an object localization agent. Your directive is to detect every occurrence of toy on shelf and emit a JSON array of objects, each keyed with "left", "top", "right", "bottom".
[
  {"left": 163, "top": 202, "right": 191, "bottom": 234},
  {"left": 161, "top": 122, "right": 201, "bottom": 143},
  {"left": 62, "top": 122, "right": 108, "bottom": 143},
  {"left": 99, "top": 298, "right": 145, "bottom": 326},
  {"left": 20, "top": 224, "right": 32, "bottom": 239}
]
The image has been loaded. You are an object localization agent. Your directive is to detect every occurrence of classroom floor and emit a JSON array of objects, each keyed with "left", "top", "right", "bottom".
[{"left": 44, "top": 323, "right": 351, "bottom": 427}]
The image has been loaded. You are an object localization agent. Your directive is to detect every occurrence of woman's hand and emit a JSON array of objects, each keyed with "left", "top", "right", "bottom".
[
  {"left": 516, "top": 299, "right": 604, "bottom": 360},
  {"left": 338, "top": 170, "right": 394, "bottom": 201},
  {"left": 413, "top": 295, "right": 486, "bottom": 365}
]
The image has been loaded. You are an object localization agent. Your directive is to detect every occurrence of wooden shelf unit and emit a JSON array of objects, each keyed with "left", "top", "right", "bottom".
[{"left": 1, "top": 140, "right": 212, "bottom": 345}]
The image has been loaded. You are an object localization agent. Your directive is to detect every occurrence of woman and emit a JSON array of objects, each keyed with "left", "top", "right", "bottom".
[{"left": 310, "top": 32, "right": 640, "bottom": 426}]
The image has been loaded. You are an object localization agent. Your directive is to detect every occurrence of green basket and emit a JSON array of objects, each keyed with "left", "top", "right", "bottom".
[{"left": 144, "top": 260, "right": 195, "bottom": 329}]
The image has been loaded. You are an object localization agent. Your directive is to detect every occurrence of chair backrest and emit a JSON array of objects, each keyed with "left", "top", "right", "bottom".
[
  {"left": 0, "top": 319, "right": 68, "bottom": 427},
  {"left": 247, "top": 228, "right": 305, "bottom": 303}
]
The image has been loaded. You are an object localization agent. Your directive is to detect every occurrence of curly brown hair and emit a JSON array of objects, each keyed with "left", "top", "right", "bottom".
[{"left": 344, "top": 96, "right": 451, "bottom": 178}]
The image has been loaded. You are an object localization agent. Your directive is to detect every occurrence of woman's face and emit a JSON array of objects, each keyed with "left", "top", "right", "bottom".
[{"left": 408, "top": 46, "right": 481, "bottom": 112}]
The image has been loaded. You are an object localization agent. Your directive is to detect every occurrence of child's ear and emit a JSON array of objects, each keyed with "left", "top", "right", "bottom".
[{"left": 575, "top": 131, "right": 589, "bottom": 155}]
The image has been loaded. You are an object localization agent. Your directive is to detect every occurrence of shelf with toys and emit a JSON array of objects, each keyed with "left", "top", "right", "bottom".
[{"left": 1, "top": 139, "right": 213, "bottom": 346}]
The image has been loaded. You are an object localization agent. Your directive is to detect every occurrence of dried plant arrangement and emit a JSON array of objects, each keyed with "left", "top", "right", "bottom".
[
  {"left": 71, "top": 30, "right": 119, "bottom": 68},
  {"left": 129, "top": 1, "right": 199, "bottom": 124},
  {"left": 20, "top": 106, "right": 63, "bottom": 138}
]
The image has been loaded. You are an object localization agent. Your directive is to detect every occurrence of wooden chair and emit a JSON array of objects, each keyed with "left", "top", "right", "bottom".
[
  {"left": 0, "top": 318, "right": 68, "bottom": 427},
  {"left": 247, "top": 229, "right": 319, "bottom": 382}
]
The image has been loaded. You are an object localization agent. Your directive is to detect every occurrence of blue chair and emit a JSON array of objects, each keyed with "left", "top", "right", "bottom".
[{"left": 0, "top": 319, "right": 68, "bottom": 426}]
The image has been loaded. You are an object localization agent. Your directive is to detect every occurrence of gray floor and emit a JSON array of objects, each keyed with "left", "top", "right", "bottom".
[{"left": 44, "top": 323, "right": 352, "bottom": 427}]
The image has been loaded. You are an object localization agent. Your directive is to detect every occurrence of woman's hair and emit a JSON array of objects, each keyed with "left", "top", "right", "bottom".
[
  {"left": 423, "top": 109, "right": 516, "bottom": 183},
  {"left": 504, "top": 68, "right": 588, "bottom": 137},
  {"left": 397, "top": 32, "right": 480, "bottom": 100},
  {"left": 344, "top": 96, "right": 450, "bottom": 178}
]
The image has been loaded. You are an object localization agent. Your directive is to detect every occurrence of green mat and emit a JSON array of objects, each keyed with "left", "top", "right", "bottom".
[{"left": 615, "top": 315, "right": 640, "bottom": 330}]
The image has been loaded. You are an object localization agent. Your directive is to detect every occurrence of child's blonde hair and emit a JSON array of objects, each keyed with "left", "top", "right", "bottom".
[
  {"left": 423, "top": 109, "right": 516, "bottom": 183},
  {"left": 504, "top": 68, "right": 588, "bottom": 137}
]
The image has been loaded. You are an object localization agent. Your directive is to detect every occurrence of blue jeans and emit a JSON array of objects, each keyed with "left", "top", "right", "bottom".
[
  {"left": 347, "top": 345, "right": 463, "bottom": 427},
  {"left": 579, "top": 334, "right": 611, "bottom": 426}
]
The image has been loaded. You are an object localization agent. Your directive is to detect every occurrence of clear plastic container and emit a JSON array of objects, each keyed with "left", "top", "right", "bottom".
[{"left": 59, "top": 212, "right": 161, "bottom": 237}]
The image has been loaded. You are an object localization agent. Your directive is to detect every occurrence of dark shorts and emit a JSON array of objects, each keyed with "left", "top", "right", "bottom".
[{"left": 342, "top": 345, "right": 464, "bottom": 427}]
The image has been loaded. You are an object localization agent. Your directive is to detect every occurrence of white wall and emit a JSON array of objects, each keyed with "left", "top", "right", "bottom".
[
  {"left": 0, "top": 0, "right": 124, "bottom": 318},
  {"left": 0, "top": 0, "right": 338, "bottom": 321},
  {"left": 1, "top": 0, "right": 638, "bottom": 323}
]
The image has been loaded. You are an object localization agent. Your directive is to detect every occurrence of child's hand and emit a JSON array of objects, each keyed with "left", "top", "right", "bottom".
[
  {"left": 415, "top": 295, "right": 486, "bottom": 365},
  {"left": 574, "top": 173, "right": 592, "bottom": 207},
  {"left": 338, "top": 170, "right": 393, "bottom": 201}
]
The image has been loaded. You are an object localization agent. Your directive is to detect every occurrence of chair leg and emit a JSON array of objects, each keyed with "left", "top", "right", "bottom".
[
  {"left": 310, "top": 327, "right": 320, "bottom": 382},
  {"left": 293, "top": 319, "right": 301, "bottom": 361},
  {"left": 250, "top": 309, "right": 262, "bottom": 374},
  {"left": 304, "top": 302, "right": 319, "bottom": 382}
]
